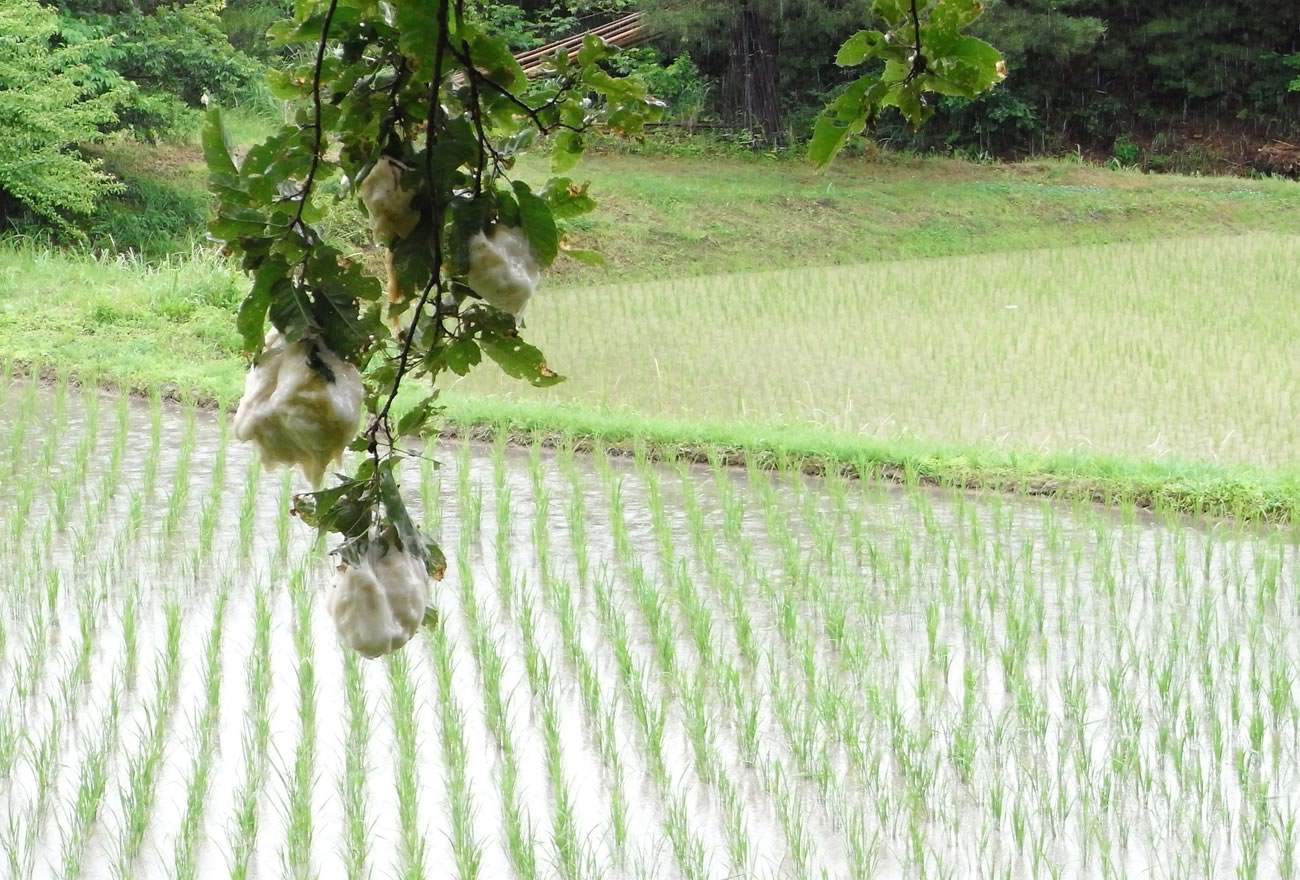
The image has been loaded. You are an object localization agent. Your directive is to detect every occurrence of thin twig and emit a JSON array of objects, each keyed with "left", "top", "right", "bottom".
[
  {"left": 445, "top": 42, "right": 584, "bottom": 135},
  {"left": 292, "top": 0, "right": 341, "bottom": 233}
]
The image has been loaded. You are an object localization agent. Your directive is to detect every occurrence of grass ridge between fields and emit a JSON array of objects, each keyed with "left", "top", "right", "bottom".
[{"left": 14, "top": 360, "right": 1300, "bottom": 526}]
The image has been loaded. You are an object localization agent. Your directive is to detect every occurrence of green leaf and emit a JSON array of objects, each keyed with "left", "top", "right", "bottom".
[
  {"left": 543, "top": 178, "right": 597, "bottom": 219},
  {"left": 511, "top": 181, "right": 558, "bottom": 267},
  {"left": 423, "top": 537, "right": 446, "bottom": 580},
  {"left": 467, "top": 29, "right": 526, "bottom": 91},
  {"left": 577, "top": 33, "right": 615, "bottom": 66},
  {"left": 444, "top": 336, "right": 482, "bottom": 375},
  {"left": 301, "top": 244, "right": 382, "bottom": 357},
  {"left": 395, "top": 0, "right": 440, "bottom": 68},
  {"left": 396, "top": 394, "right": 439, "bottom": 436},
  {"left": 551, "top": 129, "right": 583, "bottom": 173},
  {"left": 379, "top": 461, "right": 439, "bottom": 575},
  {"left": 268, "top": 282, "right": 314, "bottom": 343},
  {"left": 886, "top": 82, "right": 935, "bottom": 129},
  {"left": 294, "top": 477, "right": 374, "bottom": 539},
  {"left": 312, "top": 279, "right": 374, "bottom": 360},
  {"left": 928, "top": 0, "right": 988, "bottom": 35},
  {"left": 560, "top": 246, "right": 604, "bottom": 266},
  {"left": 480, "top": 334, "right": 563, "bottom": 387},
  {"left": 448, "top": 195, "right": 490, "bottom": 275},
  {"left": 428, "top": 117, "right": 479, "bottom": 181},
  {"left": 936, "top": 36, "right": 1006, "bottom": 93},
  {"left": 582, "top": 68, "right": 647, "bottom": 101},
  {"left": 810, "top": 111, "right": 863, "bottom": 168},
  {"left": 202, "top": 109, "right": 239, "bottom": 180},
  {"left": 209, "top": 208, "right": 269, "bottom": 242},
  {"left": 265, "top": 68, "right": 311, "bottom": 100},
  {"left": 871, "top": 0, "right": 909, "bottom": 28},
  {"left": 238, "top": 259, "right": 289, "bottom": 351},
  {"left": 836, "top": 30, "right": 886, "bottom": 67},
  {"left": 496, "top": 189, "right": 520, "bottom": 228},
  {"left": 390, "top": 215, "right": 436, "bottom": 294}
]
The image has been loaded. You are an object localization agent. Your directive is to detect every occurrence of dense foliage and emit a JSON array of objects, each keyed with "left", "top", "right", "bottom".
[
  {"left": 809, "top": 0, "right": 1007, "bottom": 167},
  {"left": 0, "top": 0, "right": 129, "bottom": 223},
  {"left": 51, "top": 0, "right": 258, "bottom": 141},
  {"left": 466, "top": 0, "right": 634, "bottom": 48},
  {"left": 641, "top": 0, "right": 863, "bottom": 143},
  {"left": 205, "top": 0, "right": 661, "bottom": 584},
  {"left": 643, "top": 0, "right": 1300, "bottom": 153},
  {"left": 941, "top": 0, "right": 1300, "bottom": 153}
]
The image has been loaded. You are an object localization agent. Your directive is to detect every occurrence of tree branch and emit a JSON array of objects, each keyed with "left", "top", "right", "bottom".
[
  {"left": 291, "top": 0, "right": 340, "bottom": 232},
  {"left": 367, "top": 0, "right": 451, "bottom": 451},
  {"left": 445, "top": 41, "right": 585, "bottom": 135}
]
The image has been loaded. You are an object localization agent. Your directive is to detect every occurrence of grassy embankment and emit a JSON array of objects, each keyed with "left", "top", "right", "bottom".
[{"left": 2, "top": 132, "right": 1299, "bottom": 520}]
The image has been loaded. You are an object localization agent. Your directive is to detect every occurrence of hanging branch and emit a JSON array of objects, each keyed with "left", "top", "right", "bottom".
[
  {"left": 291, "top": 0, "right": 341, "bottom": 232},
  {"left": 367, "top": 0, "right": 452, "bottom": 456},
  {"left": 203, "top": 0, "right": 665, "bottom": 589}
]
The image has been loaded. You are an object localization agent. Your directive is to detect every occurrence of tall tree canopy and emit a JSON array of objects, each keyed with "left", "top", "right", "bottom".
[
  {"left": 644, "top": 0, "right": 1300, "bottom": 152},
  {"left": 642, "top": 0, "right": 863, "bottom": 144},
  {"left": 0, "top": 0, "right": 128, "bottom": 222}
]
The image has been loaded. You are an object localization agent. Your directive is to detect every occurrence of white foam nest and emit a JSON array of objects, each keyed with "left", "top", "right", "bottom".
[
  {"left": 232, "top": 330, "right": 364, "bottom": 487},
  {"left": 466, "top": 225, "right": 540, "bottom": 316},
  {"left": 359, "top": 156, "right": 419, "bottom": 244},
  {"left": 328, "top": 540, "right": 429, "bottom": 658}
]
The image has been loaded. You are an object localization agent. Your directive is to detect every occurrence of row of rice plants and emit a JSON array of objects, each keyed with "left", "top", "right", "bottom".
[
  {"left": 454, "top": 235, "right": 1300, "bottom": 466},
  {"left": 3, "top": 378, "right": 1298, "bottom": 878}
]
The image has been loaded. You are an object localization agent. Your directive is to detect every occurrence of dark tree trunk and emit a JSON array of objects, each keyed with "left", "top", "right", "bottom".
[{"left": 720, "top": 5, "right": 783, "bottom": 145}]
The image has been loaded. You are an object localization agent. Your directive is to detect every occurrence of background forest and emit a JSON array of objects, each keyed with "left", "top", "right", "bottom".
[{"left": 5, "top": 0, "right": 1300, "bottom": 239}]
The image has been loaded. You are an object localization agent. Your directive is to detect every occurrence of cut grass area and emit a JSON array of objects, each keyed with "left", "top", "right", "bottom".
[
  {"left": 67, "top": 130, "right": 1300, "bottom": 280},
  {"left": 539, "top": 151, "right": 1300, "bottom": 282},
  {"left": 1, "top": 238, "right": 1298, "bottom": 522}
]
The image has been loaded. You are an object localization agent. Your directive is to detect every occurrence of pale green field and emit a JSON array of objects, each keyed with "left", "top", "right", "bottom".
[{"left": 457, "top": 234, "right": 1300, "bottom": 468}]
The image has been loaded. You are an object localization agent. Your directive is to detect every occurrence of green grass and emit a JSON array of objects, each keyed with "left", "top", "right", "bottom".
[
  {"left": 531, "top": 150, "right": 1300, "bottom": 283},
  {"left": 50, "top": 128, "right": 1300, "bottom": 275},
  {"left": 82, "top": 140, "right": 213, "bottom": 257},
  {"left": 2, "top": 228, "right": 1298, "bottom": 519},
  {"left": 4, "top": 141, "right": 1300, "bottom": 518},
  {"left": 459, "top": 234, "right": 1300, "bottom": 468},
  {"left": 0, "top": 243, "right": 246, "bottom": 399}
]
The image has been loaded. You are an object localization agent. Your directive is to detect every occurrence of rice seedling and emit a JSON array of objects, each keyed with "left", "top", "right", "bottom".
[
  {"left": 0, "top": 379, "right": 1297, "bottom": 879},
  {"left": 58, "top": 677, "right": 122, "bottom": 880},
  {"left": 338, "top": 648, "right": 371, "bottom": 880},
  {"left": 385, "top": 646, "right": 428, "bottom": 880},
  {"left": 226, "top": 577, "right": 274, "bottom": 880},
  {"left": 170, "top": 586, "right": 229, "bottom": 880},
  {"left": 452, "top": 536, "right": 539, "bottom": 880},
  {"left": 110, "top": 598, "right": 186, "bottom": 879},
  {"left": 428, "top": 625, "right": 483, "bottom": 880},
  {"left": 281, "top": 562, "right": 318, "bottom": 880}
]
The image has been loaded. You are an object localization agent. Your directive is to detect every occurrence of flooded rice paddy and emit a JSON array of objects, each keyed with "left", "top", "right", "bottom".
[{"left": 0, "top": 377, "right": 1298, "bottom": 879}]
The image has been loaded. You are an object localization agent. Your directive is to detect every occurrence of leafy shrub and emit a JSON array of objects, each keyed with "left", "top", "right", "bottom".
[
  {"left": 83, "top": 150, "right": 210, "bottom": 255},
  {"left": 1112, "top": 136, "right": 1141, "bottom": 167},
  {"left": 112, "top": 2, "right": 257, "bottom": 104},
  {"left": 612, "top": 48, "right": 713, "bottom": 126},
  {"left": 0, "top": 0, "right": 129, "bottom": 224},
  {"left": 57, "top": 1, "right": 258, "bottom": 142}
]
